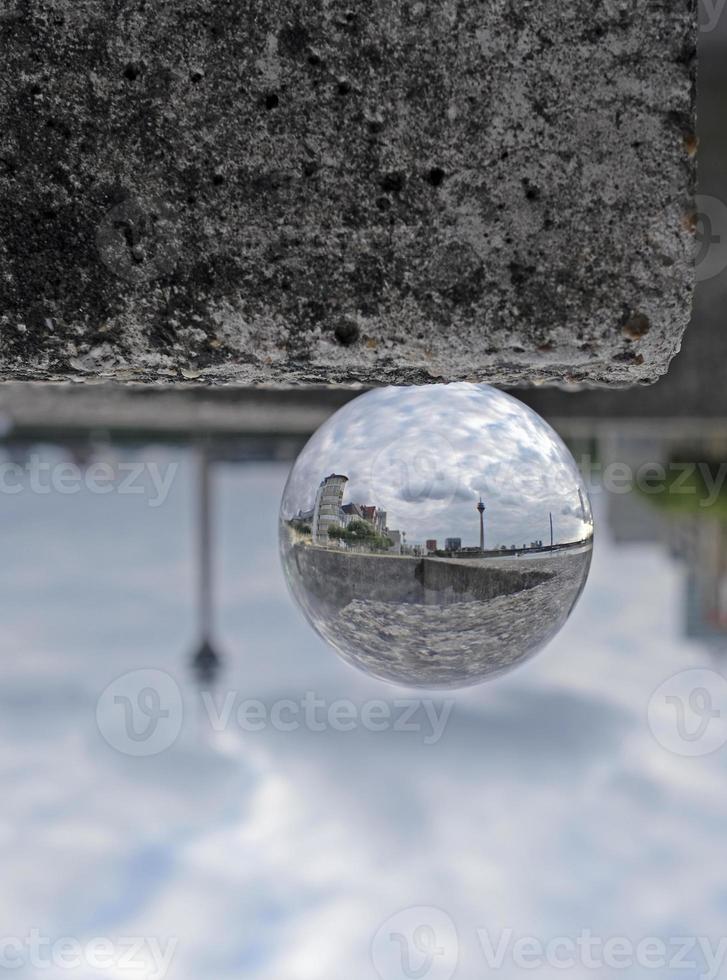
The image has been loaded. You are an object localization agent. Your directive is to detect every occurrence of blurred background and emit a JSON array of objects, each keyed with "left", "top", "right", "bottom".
[{"left": 2, "top": 7, "right": 727, "bottom": 980}]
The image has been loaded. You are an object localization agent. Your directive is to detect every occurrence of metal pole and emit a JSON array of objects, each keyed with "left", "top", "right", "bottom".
[
  {"left": 198, "top": 445, "right": 212, "bottom": 642},
  {"left": 549, "top": 512, "right": 554, "bottom": 549},
  {"left": 191, "top": 443, "right": 223, "bottom": 688}
]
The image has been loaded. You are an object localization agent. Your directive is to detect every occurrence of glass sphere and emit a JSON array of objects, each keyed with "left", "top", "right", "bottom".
[{"left": 279, "top": 383, "right": 593, "bottom": 689}]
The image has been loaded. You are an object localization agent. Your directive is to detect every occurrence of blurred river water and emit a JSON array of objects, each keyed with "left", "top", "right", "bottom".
[{"left": 1, "top": 415, "right": 727, "bottom": 979}]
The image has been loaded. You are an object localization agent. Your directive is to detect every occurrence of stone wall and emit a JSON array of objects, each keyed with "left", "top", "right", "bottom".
[
  {"left": 290, "top": 543, "right": 552, "bottom": 610},
  {"left": 0, "top": 0, "right": 696, "bottom": 386}
]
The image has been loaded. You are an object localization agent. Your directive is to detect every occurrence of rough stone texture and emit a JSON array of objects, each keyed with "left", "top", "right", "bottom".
[
  {"left": 0, "top": 0, "right": 696, "bottom": 387},
  {"left": 289, "top": 543, "right": 554, "bottom": 609},
  {"left": 282, "top": 537, "right": 593, "bottom": 687}
]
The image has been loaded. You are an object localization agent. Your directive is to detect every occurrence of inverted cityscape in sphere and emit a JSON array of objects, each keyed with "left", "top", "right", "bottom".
[{"left": 279, "top": 383, "right": 594, "bottom": 689}]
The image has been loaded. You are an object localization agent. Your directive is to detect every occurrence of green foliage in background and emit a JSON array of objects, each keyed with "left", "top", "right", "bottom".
[{"left": 327, "top": 520, "right": 392, "bottom": 551}]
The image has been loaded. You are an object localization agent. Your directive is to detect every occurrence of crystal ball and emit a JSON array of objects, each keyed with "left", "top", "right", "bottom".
[{"left": 279, "top": 383, "right": 593, "bottom": 689}]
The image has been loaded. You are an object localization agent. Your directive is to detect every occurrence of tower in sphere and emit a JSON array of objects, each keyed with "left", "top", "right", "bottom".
[{"left": 477, "top": 497, "right": 486, "bottom": 552}]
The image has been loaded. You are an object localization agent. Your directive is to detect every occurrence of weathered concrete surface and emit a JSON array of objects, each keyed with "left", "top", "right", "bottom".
[
  {"left": 282, "top": 534, "right": 592, "bottom": 687},
  {"left": 289, "top": 543, "right": 553, "bottom": 610},
  {"left": 0, "top": 0, "right": 695, "bottom": 387}
]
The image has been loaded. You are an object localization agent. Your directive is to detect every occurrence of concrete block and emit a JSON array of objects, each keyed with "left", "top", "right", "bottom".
[{"left": 0, "top": 0, "right": 696, "bottom": 386}]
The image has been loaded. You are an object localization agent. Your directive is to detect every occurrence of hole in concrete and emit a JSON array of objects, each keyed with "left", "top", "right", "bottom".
[
  {"left": 279, "top": 21, "right": 310, "bottom": 57},
  {"left": 509, "top": 261, "right": 535, "bottom": 286},
  {"left": 427, "top": 167, "right": 446, "bottom": 187},
  {"left": 363, "top": 43, "right": 382, "bottom": 66},
  {"left": 123, "top": 62, "right": 140, "bottom": 81},
  {"left": 380, "top": 172, "right": 405, "bottom": 194},
  {"left": 522, "top": 178, "right": 541, "bottom": 201},
  {"left": 334, "top": 318, "right": 360, "bottom": 345},
  {"left": 264, "top": 92, "right": 280, "bottom": 110},
  {"left": 613, "top": 349, "right": 644, "bottom": 363}
]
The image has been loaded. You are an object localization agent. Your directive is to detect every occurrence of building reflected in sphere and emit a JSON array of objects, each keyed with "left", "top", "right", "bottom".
[{"left": 279, "top": 383, "right": 594, "bottom": 689}]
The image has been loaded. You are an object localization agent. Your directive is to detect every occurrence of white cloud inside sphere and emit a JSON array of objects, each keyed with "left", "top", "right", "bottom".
[{"left": 282, "top": 384, "right": 592, "bottom": 548}]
